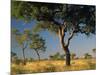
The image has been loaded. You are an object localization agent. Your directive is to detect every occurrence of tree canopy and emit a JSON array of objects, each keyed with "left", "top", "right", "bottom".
[
  {"left": 30, "top": 34, "right": 46, "bottom": 52},
  {"left": 12, "top": 1, "right": 95, "bottom": 35}
]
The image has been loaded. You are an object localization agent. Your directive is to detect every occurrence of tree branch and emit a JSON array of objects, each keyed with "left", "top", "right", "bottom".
[
  {"left": 58, "top": 25, "right": 66, "bottom": 49},
  {"left": 34, "top": 49, "right": 40, "bottom": 60},
  {"left": 66, "top": 30, "right": 74, "bottom": 47}
]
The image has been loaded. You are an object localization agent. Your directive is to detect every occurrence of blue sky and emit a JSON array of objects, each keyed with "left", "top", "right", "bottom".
[{"left": 11, "top": 18, "right": 96, "bottom": 59}]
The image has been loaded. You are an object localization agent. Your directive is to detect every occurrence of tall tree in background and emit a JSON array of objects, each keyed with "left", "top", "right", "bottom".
[
  {"left": 30, "top": 34, "right": 46, "bottom": 61},
  {"left": 92, "top": 48, "right": 96, "bottom": 58},
  {"left": 11, "top": 1, "right": 95, "bottom": 66},
  {"left": 12, "top": 29, "right": 31, "bottom": 65}
]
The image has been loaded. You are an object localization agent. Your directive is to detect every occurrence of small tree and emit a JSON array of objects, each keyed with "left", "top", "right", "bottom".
[
  {"left": 30, "top": 34, "right": 46, "bottom": 61},
  {"left": 11, "top": 51, "right": 17, "bottom": 58},
  {"left": 84, "top": 53, "right": 92, "bottom": 59},
  {"left": 12, "top": 29, "right": 31, "bottom": 65},
  {"left": 54, "top": 52, "right": 61, "bottom": 60},
  {"left": 71, "top": 53, "right": 76, "bottom": 60},
  {"left": 49, "top": 52, "right": 64, "bottom": 60},
  {"left": 60, "top": 54, "right": 66, "bottom": 60},
  {"left": 11, "top": 51, "right": 17, "bottom": 63}
]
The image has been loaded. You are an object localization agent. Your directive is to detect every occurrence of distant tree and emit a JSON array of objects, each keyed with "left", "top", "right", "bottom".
[
  {"left": 43, "top": 58, "right": 48, "bottom": 60},
  {"left": 60, "top": 54, "right": 66, "bottom": 60},
  {"left": 11, "top": 51, "right": 21, "bottom": 64},
  {"left": 84, "top": 53, "right": 92, "bottom": 59},
  {"left": 30, "top": 34, "right": 46, "bottom": 61},
  {"left": 49, "top": 52, "right": 64, "bottom": 60},
  {"left": 49, "top": 55, "right": 57, "bottom": 60},
  {"left": 11, "top": 1, "right": 95, "bottom": 66},
  {"left": 92, "top": 48, "right": 96, "bottom": 58},
  {"left": 11, "top": 51, "right": 17, "bottom": 62},
  {"left": 12, "top": 29, "right": 31, "bottom": 65},
  {"left": 29, "top": 58, "right": 34, "bottom": 62},
  {"left": 54, "top": 52, "right": 61, "bottom": 59},
  {"left": 11, "top": 51, "right": 17, "bottom": 57},
  {"left": 71, "top": 53, "right": 76, "bottom": 60}
]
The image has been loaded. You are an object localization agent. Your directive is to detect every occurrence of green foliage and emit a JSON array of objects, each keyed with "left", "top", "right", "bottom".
[
  {"left": 12, "top": 57, "right": 22, "bottom": 65},
  {"left": 71, "top": 53, "right": 76, "bottom": 60},
  {"left": 92, "top": 48, "right": 96, "bottom": 53},
  {"left": 11, "top": 51, "right": 17, "bottom": 57},
  {"left": 12, "top": 1, "right": 95, "bottom": 35},
  {"left": 30, "top": 34, "right": 46, "bottom": 52},
  {"left": 12, "top": 28, "right": 20, "bottom": 35},
  {"left": 33, "top": 21, "right": 59, "bottom": 35},
  {"left": 12, "top": 28, "right": 31, "bottom": 48},
  {"left": 84, "top": 53, "right": 92, "bottom": 59},
  {"left": 11, "top": 51, "right": 20, "bottom": 64},
  {"left": 49, "top": 52, "right": 65, "bottom": 60}
]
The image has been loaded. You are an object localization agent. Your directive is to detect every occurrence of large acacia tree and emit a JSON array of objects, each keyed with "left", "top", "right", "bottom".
[{"left": 11, "top": 1, "right": 96, "bottom": 66}]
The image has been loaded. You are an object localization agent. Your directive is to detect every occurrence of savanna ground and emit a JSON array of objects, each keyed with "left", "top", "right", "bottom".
[{"left": 11, "top": 58, "right": 96, "bottom": 75}]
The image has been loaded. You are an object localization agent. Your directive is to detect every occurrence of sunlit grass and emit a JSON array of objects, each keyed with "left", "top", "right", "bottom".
[{"left": 11, "top": 59, "right": 96, "bottom": 74}]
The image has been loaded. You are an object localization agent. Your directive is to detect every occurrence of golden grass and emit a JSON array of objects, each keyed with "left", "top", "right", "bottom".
[{"left": 11, "top": 59, "right": 96, "bottom": 74}]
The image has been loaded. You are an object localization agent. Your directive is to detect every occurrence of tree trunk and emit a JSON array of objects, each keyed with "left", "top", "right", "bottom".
[
  {"left": 64, "top": 46, "right": 71, "bottom": 66},
  {"left": 58, "top": 26, "right": 74, "bottom": 66},
  {"left": 22, "top": 49, "right": 26, "bottom": 65},
  {"left": 35, "top": 50, "right": 40, "bottom": 61}
]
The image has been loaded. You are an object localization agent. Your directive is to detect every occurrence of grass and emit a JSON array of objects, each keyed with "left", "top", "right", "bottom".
[{"left": 11, "top": 59, "right": 96, "bottom": 75}]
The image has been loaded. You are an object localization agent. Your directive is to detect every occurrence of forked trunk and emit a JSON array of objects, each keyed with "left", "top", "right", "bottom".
[
  {"left": 37, "top": 52, "right": 40, "bottom": 61},
  {"left": 35, "top": 50, "right": 40, "bottom": 61},
  {"left": 58, "top": 26, "right": 74, "bottom": 66}
]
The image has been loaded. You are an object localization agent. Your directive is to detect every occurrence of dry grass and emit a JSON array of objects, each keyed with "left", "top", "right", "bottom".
[{"left": 11, "top": 59, "right": 96, "bottom": 75}]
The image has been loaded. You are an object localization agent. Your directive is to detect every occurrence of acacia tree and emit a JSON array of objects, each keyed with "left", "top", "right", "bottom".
[
  {"left": 11, "top": 1, "right": 95, "bottom": 66},
  {"left": 30, "top": 34, "right": 46, "bottom": 61},
  {"left": 12, "top": 28, "right": 30, "bottom": 65}
]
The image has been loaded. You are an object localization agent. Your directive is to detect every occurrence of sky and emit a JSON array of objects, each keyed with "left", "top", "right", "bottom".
[{"left": 11, "top": 18, "right": 96, "bottom": 59}]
